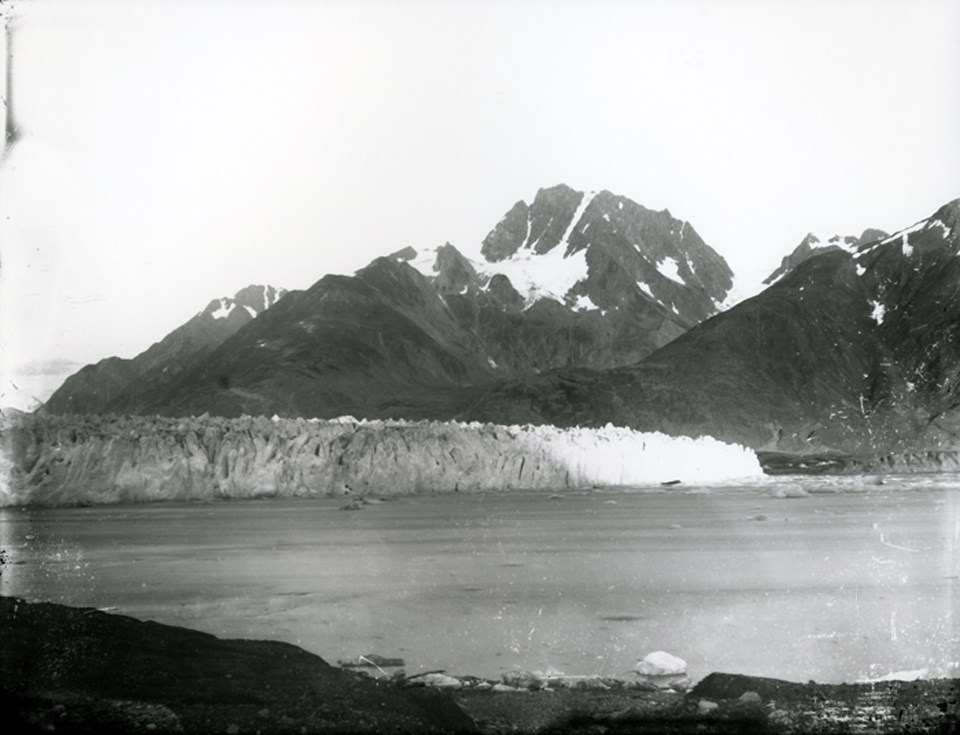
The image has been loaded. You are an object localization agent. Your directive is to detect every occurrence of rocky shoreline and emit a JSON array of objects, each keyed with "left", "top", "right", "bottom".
[{"left": 1, "top": 597, "right": 956, "bottom": 734}]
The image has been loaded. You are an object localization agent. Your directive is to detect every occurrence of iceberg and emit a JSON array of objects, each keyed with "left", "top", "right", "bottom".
[{"left": 0, "top": 413, "right": 762, "bottom": 507}]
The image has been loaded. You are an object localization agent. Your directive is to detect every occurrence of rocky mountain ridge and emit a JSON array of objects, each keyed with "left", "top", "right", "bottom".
[
  {"left": 42, "top": 284, "right": 286, "bottom": 415},
  {"left": 763, "top": 229, "right": 889, "bottom": 285},
  {"left": 42, "top": 184, "right": 735, "bottom": 419},
  {"left": 36, "top": 187, "right": 960, "bottom": 458},
  {"left": 465, "top": 199, "right": 960, "bottom": 454}
]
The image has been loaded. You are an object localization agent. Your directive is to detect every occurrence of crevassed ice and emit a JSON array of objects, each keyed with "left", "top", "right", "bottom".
[
  {"left": 326, "top": 419, "right": 763, "bottom": 485},
  {"left": 331, "top": 416, "right": 764, "bottom": 485},
  {"left": 0, "top": 418, "right": 765, "bottom": 506},
  {"left": 519, "top": 422, "right": 766, "bottom": 486}
]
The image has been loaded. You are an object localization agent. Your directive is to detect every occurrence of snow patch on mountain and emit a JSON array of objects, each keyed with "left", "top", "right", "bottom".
[
  {"left": 211, "top": 298, "right": 235, "bottom": 320},
  {"left": 243, "top": 305, "right": 257, "bottom": 318},
  {"left": 656, "top": 257, "right": 684, "bottom": 284},
  {"left": 808, "top": 231, "right": 858, "bottom": 255},
  {"left": 869, "top": 300, "right": 886, "bottom": 325},
  {"left": 929, "top": 218, "right": 952, "bottom": 239},
  {"left": 901, "top": 232, "right": 914, "bottom": 257},
  {"left": 480, "top": 245, "right": 589, "bottom": 307},
  {"left": 637, "top": 281, "right": 655, "bottom": 300},
  {"left": 407, "top": 243, "right": 589, "bottom": 308},
  {"left": 408, "top": 248, "right": 439, "bottom": 277},
  {"left": 573, "top": 294, "right": 599, "bottom": 312},
  {"left": 878, "top": 220, "right": 928, "bottom": 249},
  {"left": 561, "top": 190, "right": 596, "bottom": 250}
]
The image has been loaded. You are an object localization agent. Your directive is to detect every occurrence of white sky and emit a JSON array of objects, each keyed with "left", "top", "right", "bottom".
[{"left": 1, "top": 0, "right": 958, "bottom": 409}]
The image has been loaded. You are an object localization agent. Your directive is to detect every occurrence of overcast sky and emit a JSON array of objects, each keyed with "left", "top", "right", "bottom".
[{"left": 1, "top": 0, "right": 958, "bottom": 410}]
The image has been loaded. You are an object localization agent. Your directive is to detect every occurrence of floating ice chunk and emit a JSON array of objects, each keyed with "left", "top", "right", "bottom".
[
  {"left": 635, "top": 651, "right": 687, "bottom": 676},
  {"left": 859, "top": 668, "right": 928, "bottom": 683},
  {"left": 869, "top": 300, "right": 886, "bottom": 325},
  {"left": 211, "top": 298, "right": 235, "bottom": 320},
  {"left": 657, "top": 257, "right": 684, "bottom": 284}
]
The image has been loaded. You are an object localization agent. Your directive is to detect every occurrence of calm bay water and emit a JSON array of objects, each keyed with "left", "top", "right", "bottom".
[{"left": 1, "top": 480, "right": 958, "bottom": 683}]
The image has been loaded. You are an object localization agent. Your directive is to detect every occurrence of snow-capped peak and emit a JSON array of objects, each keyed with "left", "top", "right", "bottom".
[
  {"left": 206, "top": 285, "right": 286, "bottom": 321},
  {"left": 805, "top": 231, "right": 859, "bottom": 255}
]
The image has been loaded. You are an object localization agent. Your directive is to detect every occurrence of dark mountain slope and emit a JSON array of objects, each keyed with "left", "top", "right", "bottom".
[
  {"left": 462, "top": 199, "right": 960, "bottom": 454},
  {"left": 137, "top": 260, "right": 494, "bottom": 419},
  {"left": 58, "top": 184, "right": 734, "bottom": 419},
  {"left": 42, "top": 285, "right": 285, "bottom": 415}
]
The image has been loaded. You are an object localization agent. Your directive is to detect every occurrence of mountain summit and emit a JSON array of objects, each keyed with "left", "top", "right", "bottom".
[
  {"left": 465, "top": 198, "right": 960, "bottom": 455},
  {"left": 43, "top": 185, "right": 734, "bottom": 419},
  {"left": 42, "top": 285, "right": 287, "bottom": 415}
]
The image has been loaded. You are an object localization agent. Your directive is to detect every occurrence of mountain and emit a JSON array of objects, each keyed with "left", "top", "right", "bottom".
[
  {"left": 763, "top": 229, "right": 889, "bottom": 285},
  {"left": 44, "top": 184, "right": 734, "bottom": 418},
  {"left": 42, "top": 285, "right": 286, "bottom": 414},
  {"left": 463, "top": 199, "right": 960, "bottom": 455}
]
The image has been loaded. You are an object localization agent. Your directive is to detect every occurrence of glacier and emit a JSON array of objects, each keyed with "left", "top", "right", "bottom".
[{"left": 0, "top": 413, "right": 762, "bottom": 507}]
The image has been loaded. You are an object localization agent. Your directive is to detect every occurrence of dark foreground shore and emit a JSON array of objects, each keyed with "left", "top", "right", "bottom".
[{"left": 1, "top": 597, "right": 956, "bottom": 735}]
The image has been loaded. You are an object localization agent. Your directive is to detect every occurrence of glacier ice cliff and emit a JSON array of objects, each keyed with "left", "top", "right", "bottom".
[{"left": 0, "top": 413, "right": 763, "bottom": 507}]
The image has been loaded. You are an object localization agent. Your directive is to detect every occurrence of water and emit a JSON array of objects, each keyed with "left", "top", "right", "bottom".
[{"left": 1, "top": 479, "right": 958, "bottom": 684}]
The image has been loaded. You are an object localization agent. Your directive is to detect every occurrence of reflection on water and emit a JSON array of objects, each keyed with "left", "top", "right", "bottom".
[{"left": 1, "top": 480, "right": 958, "bottom": 683}]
